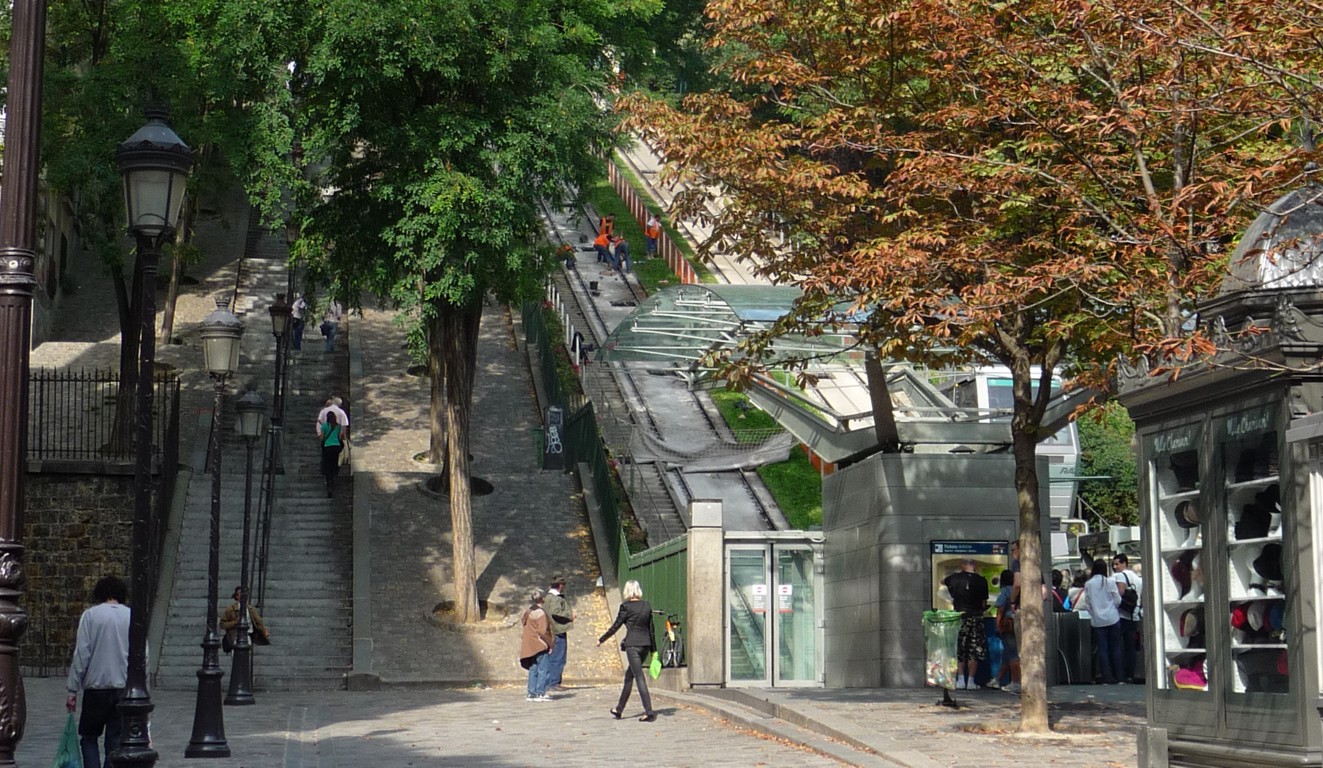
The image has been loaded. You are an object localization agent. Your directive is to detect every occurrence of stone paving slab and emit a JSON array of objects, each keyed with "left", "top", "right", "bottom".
[{"left": 20, "top": 676, "right": 843, "bottom": 768}]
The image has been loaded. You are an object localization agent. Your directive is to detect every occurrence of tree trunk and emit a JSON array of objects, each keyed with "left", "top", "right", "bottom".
[
  {"left": 426, "top": 313, "right": 445, "bottom": 464},
  {"left": 158, "top": 195, "right": 197, "bottom": 345},
  {"left": 1009, "top": 354, "right": 1051, "bottom": 733},
  {"left": 864, "top": 351, "right": 900, "bottom": 453},
  {"left": 439, "top": 299, "right": 483, "bottom": 622}
]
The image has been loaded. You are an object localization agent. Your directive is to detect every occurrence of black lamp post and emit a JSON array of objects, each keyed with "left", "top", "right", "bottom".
[
  {"left": 112, "top": 106, "right": 194, "bottom": 768},
  {"left": 268, "top": 293, "right": 291, "bottom": 472},
  {"left": 186, "top": 299, "right": 242, "bottom": 758},
  {"left": 226, "top": 386, "right": 264, "bottom": 706},
  {"left": 0, "top": 2, "right": 46, "bottom": 764}
]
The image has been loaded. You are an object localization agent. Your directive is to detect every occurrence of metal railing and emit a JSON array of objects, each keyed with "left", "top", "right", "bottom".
[{"left": 27, "top": 368, "right": 180, "bottom": 463}]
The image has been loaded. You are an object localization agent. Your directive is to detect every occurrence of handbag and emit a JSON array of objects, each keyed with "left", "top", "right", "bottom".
[
  {"left": 320, "top": 320, "right": 333, "bottom": 336},
  {"left": 222, "top": 628, "right": 236, "bottom": 654},
  {"left": 338, "top": 438, "right": 351, "bottom": 467},
  {"left": 649, "top": 650, "right": 663, "bottom": 679},
  {"left": 53, "top": 712, "right": 82, "bottom": 768}
]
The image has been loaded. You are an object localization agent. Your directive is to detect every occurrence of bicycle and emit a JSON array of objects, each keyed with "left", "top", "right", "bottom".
[{"left": 652, "top": 610, "right": 685, "bottom": 668}]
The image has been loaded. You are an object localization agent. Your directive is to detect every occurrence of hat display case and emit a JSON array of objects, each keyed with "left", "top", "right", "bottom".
[{"left": 1118, "top": 183, "right": 1323, "bottom": 767}]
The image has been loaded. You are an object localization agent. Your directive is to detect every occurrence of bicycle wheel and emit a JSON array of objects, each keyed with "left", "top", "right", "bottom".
[{"left": 664, "top": 637, "right": 684, "bottom": 667}]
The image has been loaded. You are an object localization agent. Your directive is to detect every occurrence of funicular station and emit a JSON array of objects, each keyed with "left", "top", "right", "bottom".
[{"left": 591, "top": 284, "right": 1090, "bottom": 690}]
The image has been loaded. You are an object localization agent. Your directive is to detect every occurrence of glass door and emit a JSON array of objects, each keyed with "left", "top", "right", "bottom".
[
  {"left": 774, "top": 545, "right": 819, "bottom": 686},
  {"left": 727, "top": 546, "right": 770, "bottom": 685}
]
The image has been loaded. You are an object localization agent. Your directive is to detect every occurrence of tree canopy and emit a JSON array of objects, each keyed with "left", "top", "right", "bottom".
[{"left": 623, "top": 0, "right": 1320, "bottom": 731}]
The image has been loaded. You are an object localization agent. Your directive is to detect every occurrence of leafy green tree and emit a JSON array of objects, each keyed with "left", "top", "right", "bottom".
[
  {"left": 292, "top": 0, "right": 632, "bottom": 621},
  {"left": 1077, "top": 402, "right": 1139, "bottom": 527}
]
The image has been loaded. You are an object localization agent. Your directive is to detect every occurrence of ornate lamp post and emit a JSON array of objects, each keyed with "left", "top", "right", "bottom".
[
  {"left": 186, "top": 299, "right": 242, "bottom": 758},
  {"left": 268, "top": 293, "right": 291, "bottom": 472},
  {"left": 0, "top": 2, "right": 46, "bottom": 763},
  {"left": 225, "top": 386, "right": 264, "bottom": 706},
  {"left": 112, "top": 106, "right": 194, "bottom": 768}
]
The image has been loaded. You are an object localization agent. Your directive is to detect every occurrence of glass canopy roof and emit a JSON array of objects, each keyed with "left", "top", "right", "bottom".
[{"left": 595, "top": 284, "right": 859, "bottom": 364}]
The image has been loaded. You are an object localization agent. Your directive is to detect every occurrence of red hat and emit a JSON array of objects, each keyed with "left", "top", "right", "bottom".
[{"left": 1230, "top": 605, "right": 1249, "bottom": 630}]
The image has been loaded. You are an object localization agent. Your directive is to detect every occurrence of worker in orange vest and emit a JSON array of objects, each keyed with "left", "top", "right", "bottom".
[
  {"left": 644, "top": 214, "right": 661, "bottom": 257},
  {"left": 593, "top": 230, "right": 613, "bottom": 267}
]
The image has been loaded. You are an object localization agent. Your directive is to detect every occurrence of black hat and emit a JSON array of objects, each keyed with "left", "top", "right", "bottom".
[
  {"left": 1253, "top": 543, "right": 1284, "bottom": 582},
  {"left": 1235, "top": 502, "right": 1272, "bottom": 540},
  {"left": 1170, "top": 453, "right": 1199, "bottom": 491},
  {"left": 1171, "top": 551, "right": 1197, "bottom": 598},
  {"left": 1174, "top": 499, "right": 1201, "bottom": 529},
  {"left": 1256, "top": 484, "right": 1281, "bottom": 513}
]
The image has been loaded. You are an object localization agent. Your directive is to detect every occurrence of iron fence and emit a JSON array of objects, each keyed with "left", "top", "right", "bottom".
[{"left": 27, "top": 368, "right": 180, "bottom": 463}]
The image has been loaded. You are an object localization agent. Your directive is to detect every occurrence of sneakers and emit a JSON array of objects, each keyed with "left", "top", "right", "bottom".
[
  {"left": 954, "top": 675, "right": 967, "bottom": 690},
  {"left": 1005, "top": 682, "right": 1022, "bottom": 694},
  {"left": 984, "top": 679, "right": 1002, "bottom": 690},
  {"left": 534, "top": 695, "right": 554, "bottom": 702}
]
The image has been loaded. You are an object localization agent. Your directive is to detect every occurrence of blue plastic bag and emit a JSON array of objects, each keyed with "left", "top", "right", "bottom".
[{"left": 52, "top": 712, "right": 82, "bottom": 768}]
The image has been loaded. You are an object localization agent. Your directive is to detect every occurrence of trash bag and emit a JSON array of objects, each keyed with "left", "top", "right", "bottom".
[
  {"left": 922, "top": 610, "right": 963, "bottom": 690},
  {"left": 52, "top": 712, "right": 82, "bottom": 768},
  {"left": 649, "top": 650, "right": 663, "bottom": 680}
]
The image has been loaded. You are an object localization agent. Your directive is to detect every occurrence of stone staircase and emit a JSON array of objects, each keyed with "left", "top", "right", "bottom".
[{"left": 153, "top": 226, "right": 353, "bottom": 692}]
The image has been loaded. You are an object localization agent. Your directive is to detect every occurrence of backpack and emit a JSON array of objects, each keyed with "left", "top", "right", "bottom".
[{"left": 1118, "top": 573, "right": 1139, "bottom": 616}]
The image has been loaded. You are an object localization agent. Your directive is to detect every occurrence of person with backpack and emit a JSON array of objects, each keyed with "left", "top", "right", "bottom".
[{"left": 1113, "top": 554, "right": 1143, "bottom": 683}]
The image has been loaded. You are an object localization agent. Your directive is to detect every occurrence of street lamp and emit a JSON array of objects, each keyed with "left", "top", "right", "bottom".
[
  {"left": 0, "top": 2, "right": 46, "bottom": 763},
  {"left": 268, "top": 293, "right": 291, "bottom": 472},
  {"left": 186, "top": 298, "right": 242, "bottom": 759},
  {"left": 113, "top": 105, "right": 194, "bottom": 768},
  {"left": 225, "top": 386, "right": 264, "bottom": 706}
]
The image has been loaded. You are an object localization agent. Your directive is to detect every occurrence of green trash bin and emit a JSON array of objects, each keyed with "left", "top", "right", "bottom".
[{"left": 923, "top": 610, "right": 963, "bottom": 690}]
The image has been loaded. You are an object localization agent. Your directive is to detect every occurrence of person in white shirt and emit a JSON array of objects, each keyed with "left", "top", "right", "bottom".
[
  {"left": 290, "top": 293, "right": 308, "bottom": 351},
  {"left": 1075, "top": 558, "right": 1123, "bottom": 684},
  {"left": 66, "top": 576, "right": 131, "bottom": 768},
  {"left": 316, "top": 396, "right": 349, "bottom": 439},
  {"left": 1113, "top": 554, "right": 1143, "bottom": 683}
]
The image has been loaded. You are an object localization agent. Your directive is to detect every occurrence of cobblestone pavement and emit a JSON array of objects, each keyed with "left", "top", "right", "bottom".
[{"left": 21, "top": 677, "right": 843, "bottom": 767}]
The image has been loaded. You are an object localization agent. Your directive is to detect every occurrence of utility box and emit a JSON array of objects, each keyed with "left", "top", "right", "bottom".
[{"left": 542, "top": 406, "right": 565, "bottom": 471}]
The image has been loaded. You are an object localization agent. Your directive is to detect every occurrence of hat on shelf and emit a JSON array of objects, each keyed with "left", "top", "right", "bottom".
[
  {"left": 1253, "top": 543, "right": 1284, "bottom": 582},
  {"left": 1270, "top": 601, "right": 1285, "bottom": 632},
  {"left": 1257, "top": 484, "right": 1281, "bottom": 512},
  {"left": 1174, "top": 499, "right": 1201, "bottom": 529},
  {"left": 1171, "top": 551, "right": 1197, "bottom": 598},
  {"left": 1170, "top": 453, "right": 1199, "bottom": 491},
  {"left": 1235, "top": 501, "right": 1272, "bottom": 540},
  {"left": 1174, "top": 666, "right": 1208, "bottom": 690},
  {"left": 1247, "top": 601, "right": 1271, "bottom": 632},
  {"left": 1235, "top": 448, "right": 1259, "bottom": 482},
  {"left": 1278, "top": 650, "right": 1289, "bottom": 676},
  {"left": 1180, "top": 608, "right": 1205, "bottom": 648},
  {"left": 1230, "top": 604, "right": 1250, "bottom": 631}
]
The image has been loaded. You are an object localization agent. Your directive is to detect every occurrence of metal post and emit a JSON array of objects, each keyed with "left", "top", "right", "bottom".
[
  {"left": 271, "top": 323, "right": 285, "bottom": 474},
  {"left": 186, "top": 375, "right": 230, "bottom": 757},
  {"left": 225, "top": 435, "right": 256, "bottom": 706},
  {"left": 111, "top": 233, "right": 163, "bottom": 767},
  {"left": 0, "top": 1, "right": 45, "bottom": 762}
]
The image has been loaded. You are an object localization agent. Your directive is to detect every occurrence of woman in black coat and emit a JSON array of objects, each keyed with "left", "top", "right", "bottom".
[{"left": 597, "top": 579, "right": 657, "bottom": 721}]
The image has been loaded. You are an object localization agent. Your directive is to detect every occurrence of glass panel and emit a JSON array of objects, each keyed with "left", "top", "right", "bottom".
[
  {"left": 775, "top": 547, "right": 817, "bottom": 684},
  {"left": 728, "top": 548, "right": 769, "bottom": 683},
  {"left": 1220, "top": 406, "right": 1288, "bottom": 696},
  {"left": 1147, "top": 422, "right": 1208, "bottom": 693}
]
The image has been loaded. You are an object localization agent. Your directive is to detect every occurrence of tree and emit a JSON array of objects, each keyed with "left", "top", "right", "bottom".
[
  {"left": 623, "top": 0, "right": 1317, "bottom": 731},
  {"left": 1078, "top": 401, "right": 1138, "bottom": 526},
  {"left": 292, "top": 0, "right": 630, "bottom": 622}
]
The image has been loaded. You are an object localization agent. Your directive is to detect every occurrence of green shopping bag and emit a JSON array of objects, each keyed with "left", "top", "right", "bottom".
[
  {"left": 53, "top": 713, "right": 82, "bottom": 768},
  {"left": 649, "top": 650, "right": 663, "bottom": 679}
]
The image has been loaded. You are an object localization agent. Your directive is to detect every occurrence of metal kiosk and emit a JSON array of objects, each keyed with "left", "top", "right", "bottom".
[{"left": 1118, "top": 184, "right": 1323, "bottom": 767}]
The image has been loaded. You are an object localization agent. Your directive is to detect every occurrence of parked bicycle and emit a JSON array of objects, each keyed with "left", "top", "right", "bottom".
[{"left": 652, "top": 610, "right": 685, "bottom": 668}]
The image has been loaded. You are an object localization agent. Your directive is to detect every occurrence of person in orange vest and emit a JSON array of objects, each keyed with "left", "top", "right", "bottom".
[
  {"left": 593, "top": 230, "right": 612, "bottom": 266},
  {"left": 599, "top": 214, "right": 615, "bottom": 237},
  {"left": 644, "top": 214, "right": 661, "bottom": 257}
]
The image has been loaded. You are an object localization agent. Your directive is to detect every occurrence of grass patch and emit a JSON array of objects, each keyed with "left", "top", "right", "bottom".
[
  {"left": 757, "top": 449, "right": 823, "bottom": 530},
  {"left": 710, "top": 388, "right": 784, "bottom": 442},
  {"left": 541, "top": 306, "right": 583, "bottom": 399}
]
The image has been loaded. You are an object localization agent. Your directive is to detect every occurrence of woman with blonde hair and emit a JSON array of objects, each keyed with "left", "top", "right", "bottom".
[{"left": 597, "top": 580, "right": 657, "bottom": 721}]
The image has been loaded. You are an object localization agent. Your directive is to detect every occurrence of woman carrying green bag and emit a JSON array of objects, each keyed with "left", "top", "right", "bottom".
[
  {"left": 597, "top": 580, "right": 658, "bottom": 722},
  {"left": 52, "top": 713, "right": 81, "bottom": 768}
]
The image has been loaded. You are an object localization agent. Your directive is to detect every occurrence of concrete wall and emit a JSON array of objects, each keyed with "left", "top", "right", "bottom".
[
  {"left": 823, "top": 453, "right": 1048, "bottom": 688},
  {"left": 22, "top": 471, "right": 135, "bottom": 675}
]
